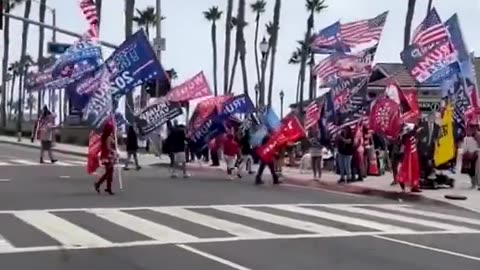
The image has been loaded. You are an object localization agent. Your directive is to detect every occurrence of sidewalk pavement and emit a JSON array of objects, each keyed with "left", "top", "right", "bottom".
[
  {"left": 0, "top": 135, "right": 161, "bottom": 166},
  {"left": 1, "top": 135, "right": 479, "bottom": 213}
]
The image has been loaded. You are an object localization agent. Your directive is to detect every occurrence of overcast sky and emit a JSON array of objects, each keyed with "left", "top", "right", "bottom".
[{"left": 3, "top": 0, "right": 480, "bottom": 113}]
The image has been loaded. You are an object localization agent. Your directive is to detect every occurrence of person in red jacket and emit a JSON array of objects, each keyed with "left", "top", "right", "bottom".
[
  {"left": 94, "top": 122, "right": 117, "bottom": 195},
  {"left": 223, "top": 134, "right": 240, "bottom": 178}
]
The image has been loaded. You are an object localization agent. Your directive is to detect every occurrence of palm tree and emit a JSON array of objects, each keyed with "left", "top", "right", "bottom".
[
  {"left": 237, "top": 0, "right": 250, "bottom": 96},
  {"left": 298, "top": 0, "right": 326, "bottom": 117},
  {"left": 404, "top": 0, "right": 416, "bottom": 49},
  {"left": 36, "top": 0, "right": 47, "bottom": 117},
  {"left": 266, "top": 0, "right": 281, "bottom": 107},
  {"left": 223, "top": 0, "right": 234, "bottom": 95},
  {"left": 203, "top": 6, "right": 223, "bottom": 96},
  {"left": 1, "top": 0, "right": 11, "bottom": 128},
  {"left": 7, "top": 61, "right": 20, "bottom": 120},
  {"left": 124, "top": 0, "right": 135, "bottom": 122},
  {"left": 13, "top": 0, "right": 32, "bottom": 138},
  {"left": 288, "top": 43, "right": 305, "bottom": 103},
  {"left": 228, "top": 17, "right": 240, "bottom": 94},
  {"left": 133, "top": 6, "right": 157, "bottom": 38},
  {"left": 250, "top": 0, "right": 266, "bottom": 87},
  {"left": 258, "top": 21, "right": 273, "bottom": 107}
]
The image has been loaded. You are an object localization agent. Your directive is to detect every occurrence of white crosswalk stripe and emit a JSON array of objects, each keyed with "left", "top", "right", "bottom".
[
  {"left": 0, "top": 204, "right": 478, "bottom": 254},
  {"left": 0, "top": 159, "right": 85, "bottom": 166}
]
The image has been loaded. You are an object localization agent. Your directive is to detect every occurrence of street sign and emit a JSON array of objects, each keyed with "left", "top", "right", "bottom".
[
  {"left": 47, "top": 42, "right": 72, "bottom": 54},
  {"left": 153, "top": 37, "right": 166, "bottom": 51}
]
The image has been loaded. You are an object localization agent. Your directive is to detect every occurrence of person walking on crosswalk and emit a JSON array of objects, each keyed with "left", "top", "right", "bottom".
[
  {"left": 124, "top": 125, "right": 141, "bottom": 171},
  {"left": 35, "top": 106, "right": 58, "bottom": 164},
  {"left": 94, "top": 122, "right": 117, "bottom": 195}
]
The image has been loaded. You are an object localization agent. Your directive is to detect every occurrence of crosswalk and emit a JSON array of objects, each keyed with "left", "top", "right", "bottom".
[
  {"left": 0, "top": 203, "right": 479, "bottom": 254},
  {"left": 0, "top": 159, "right": 86, "bottom": 166}
]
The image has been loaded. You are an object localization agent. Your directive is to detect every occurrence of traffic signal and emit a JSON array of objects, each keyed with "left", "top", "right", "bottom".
[{"left": 47, "top": 42, "right": 72, "bottom": 54}]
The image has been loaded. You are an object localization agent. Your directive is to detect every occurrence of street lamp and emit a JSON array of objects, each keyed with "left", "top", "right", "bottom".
[
  {"left": 279, "top": 90, "right": 284, "bottom": 118},
  {"left": 259, "top": 37, "right": 269, "bottom": 107},
  {"left": 254, "top": 84, "right": 259, "bottom": 108}
]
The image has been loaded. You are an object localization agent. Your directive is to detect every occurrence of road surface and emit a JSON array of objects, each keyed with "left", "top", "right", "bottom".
[{"left": 0, "top": 142, "right": 479, "bottom": 270}]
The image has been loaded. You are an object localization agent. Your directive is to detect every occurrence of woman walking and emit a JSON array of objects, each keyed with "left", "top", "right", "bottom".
[
  {"left": 36, "top": 107, "right": 57, "bottom": 164},
  {"left": 94, "top": 122, "right": 117, "bottom": 195},
  {"left": 308, "top": 129, "right": 323, "bottom": 180},
  {"left": 124, "top": 125, "right": 141, "bottom": 171}
]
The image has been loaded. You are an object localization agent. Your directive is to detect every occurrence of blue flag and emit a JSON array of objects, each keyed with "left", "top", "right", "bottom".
[
  {"left": 106, "top": 30, "right": 167, "bottom": 105},
  {"left": 445, "top": 14, "right": 468, "bottom": 62},
  {"left": 219, "top": 94, "right": 255, "bottom": 116},
  {"left": 262, "top": 107, "right": 281, "bottom": 132},
  {"left": 188, "top": 112, "right": 226, "bottom": 152}
]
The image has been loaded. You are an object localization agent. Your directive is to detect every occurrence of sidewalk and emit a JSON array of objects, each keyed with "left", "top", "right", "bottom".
[
  {"left": 0, "top": 135, "right": 161, "bottom": 166},
  {"left": 1, "top": 135, "right": 479, "bottom": 212}
]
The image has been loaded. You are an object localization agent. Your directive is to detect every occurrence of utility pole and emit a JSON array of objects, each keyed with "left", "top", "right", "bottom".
[{"left": 154, "top": 0, "right": 164, "bottom": 97}]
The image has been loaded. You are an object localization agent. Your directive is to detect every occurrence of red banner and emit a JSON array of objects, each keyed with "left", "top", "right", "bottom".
[
  {"left": 403, "top": 91, "right": 421, "bottom": 124},
  {"left": 166, "top": 72, "right": 212, "bottom": 102},
  {"left": 369, "top": 97, "right": 401, "bottom": 140},
  {"left": 87, "top": 131, "right": 102, "bottom": 174},
  {"left": 257, "top": 115, "right": 306, "bottom": 163}
]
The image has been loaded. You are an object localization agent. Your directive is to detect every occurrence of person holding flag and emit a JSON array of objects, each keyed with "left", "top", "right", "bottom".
[
  {"left": 94, "top": 121, "right": 117, "bottom": 195},
  {"left": 34, "top": 106, "right": 58, "bottom": 164}
]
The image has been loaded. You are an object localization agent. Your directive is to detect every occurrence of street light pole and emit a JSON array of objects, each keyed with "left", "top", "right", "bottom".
[
  {"left": 279, "top": 90, "right": 284, "bottom": 118},
  {"left": 259, "top": 37, "right": 269, "bottom": 108},
  {"left": 154, "top": 0, "right": 163, "bottom": 97}
]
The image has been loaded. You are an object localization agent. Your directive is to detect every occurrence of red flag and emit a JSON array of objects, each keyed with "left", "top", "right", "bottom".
[
  {"left": 87, "top": 131, "right": 102, "bottom": 174},
  {"left": 166, "top": 72, "right": 213, "bottom": 103},
  {"left": 403, "top": 90, "right": 421, "bottom": 124},
  {"left": 369, "top": 97, "right": 401, "bottom": 140},
  {"left": 257, "top": 116, "right": 306, "bottom": 163},
  {"left": 398, "top": 136, "right": 420, "bottom": 189}
]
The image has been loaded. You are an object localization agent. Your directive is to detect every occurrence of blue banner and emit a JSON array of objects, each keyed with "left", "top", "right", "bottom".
[
  {"left": 262, "top": 107, "right": 281, "bottom": 132},
  {"left": 219, "top": 94, "right": 255, "bottom": 116},
  {"left": 188, "top": 114, "right": 226, "bottom": 152},
  {"left": 105, "top": 30, "right": 167, "bottom": 105},
  {"left": 81, "top": 69, "right": 114, "bottom": 131},
  {"left": 49, "top": 41, "right": 104, "bottom": 88},
  {"left": 65, "top": 67, "right": 108, "bottom": 111}
]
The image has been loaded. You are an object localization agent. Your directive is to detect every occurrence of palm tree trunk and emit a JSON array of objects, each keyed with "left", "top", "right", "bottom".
[
  {"left": 223, "top": 0, "right": 234, "bottom": 95},
  {"left": 404, "top": 0, "right": 416, "bottom": 49},
  {"left": 17, "top": 0, "right": 32, "bottom": 139},
  {"left": 298, "top": 13, "right": 313, "bottom": 119},
  {"left": 295, "top": 69, "right": 301, "bottom": 103},
  {"left": 1, "top": 0, "right": 10, "bottom": 128},
  {"left": 211, "top": 22, "right": 219, "bottom": 96},
  {"left": 267, "top": 0, "right": 281, "bottom": 108},
  {"left": 253, "top": 14, "right": 261, "bottom": 87},
  {"left": 308, "top": 53, "right": 316, "bottom": 99},
  {"left": 228, "top": 49, "right": 240, "bottom": 94},
  {"left": 124, "top": 0, "right": 135, "bottom": 123},
  {"left": 238, "top": 0, "right": 249, "bottom": 96},
  {"left": 8, "top": 76, "right": 16, "bottom": 120},
  {"left": 37, "top": 0, "right": 47, "bottom": 117}
]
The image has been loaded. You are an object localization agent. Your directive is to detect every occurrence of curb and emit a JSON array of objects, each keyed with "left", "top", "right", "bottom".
[
  {"left": 282, "top": 176, "right": 455, "bottom": 207},
  {"left": 0, "top": 139, "right": 88, "bottom": 158}
]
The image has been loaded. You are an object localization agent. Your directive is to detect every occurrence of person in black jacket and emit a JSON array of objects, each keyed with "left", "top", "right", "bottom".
[
  {"left": 236, "top": 131, "right": 254, "bottom": 177},
  {"left": 167, "top": 123, "right": 189, "bottom": 178},
  {"left": 124, "top": 125, "right": 141, "bottom": 171},
  {"left": 255, "top": 135, "right": 281, "bottom": 185}
]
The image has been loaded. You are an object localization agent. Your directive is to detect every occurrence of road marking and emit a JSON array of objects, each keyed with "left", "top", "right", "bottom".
[
  {"left": 11, "top": 159, "right": 38, "bottom": 165},
  {"left": 213, "top": 205, "right": 347, "bottom": 235},
  {"left": 0, "top": 231, "right": 477, "bottom": 255},
  {"left": 177, "top": 244, "right": 252, "bottom": 270},
  {"left": 88, "top": 209, "right": 198, "bottom": 243},
  {"left": 54, "top": 161, "right": 74, "bottom": 166},
  {"left": 269, "top": 205, "right": 414, "bottom": 233},
  {"left": 0, "top": 162, "right": 9, "bottom": 166},
  {"left": 321, "top": 205, "right": 478, "bottom": 233},
  {"left": 372, "top": 205, "right": 480, "bottom": 226},
  {"left": 59, "top": 176, "right": 71, "bottom": 179},
  {"left": 14, "top": 211, "right": 112, "bottom": 248},
  {"left": 0, "top": 204, "right": 408, "bottom": 215},
  {"left": 280, "top": 183, "right": 367, "bottom": 198},
  {"left": 0, "top": 179, "right": 11, "bottom": 182},
  {"left": 153, "top": 207, "right": 276, "bottom": 238},
  {"left": 68, "top": 160, "right": 86, "bottom": 165},
  {"left": 0, "top": 235, "right": 14, "bottom": 252},
  {"left": 374, "top": 235, "right": 480, "bottom": 262}
]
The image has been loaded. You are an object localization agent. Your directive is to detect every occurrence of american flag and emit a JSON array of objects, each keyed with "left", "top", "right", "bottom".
[
  {"left": 79, "top": 0, "right": 99, "bottom": 39},
  {"left": 313, "top": 55, "right": 337, "bottom": 83},
  {"left": 305, "top": 100, "right": 321, "bottom": 130},
  {"left": 310, "top": 21, "right": 346, "bottom": 54},
  {"left": 341, "top": 11, "right": 388, "bottom": 47},
  {"left": 412, "top": 8, "right": 448, "bottom": 47}
]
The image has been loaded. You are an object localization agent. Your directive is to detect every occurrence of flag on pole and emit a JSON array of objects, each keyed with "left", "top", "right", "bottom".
[
  {"left": 412, "top": 8, "right": 448, "bottom": 47},
  {"left": 434, "top": 103, "right": 455, "bottom": 167},
  {"left": 305, "top": 100, "right": 321, "bottom": 130},
  {"left": 341, "top": 11, "right": 388, "bottom": 47},
  {"left": 79, "top": 0, "right": 100, "bottom": 39},
  {"left": 310, "top": 21, "right": 349, "bottom": 54}
]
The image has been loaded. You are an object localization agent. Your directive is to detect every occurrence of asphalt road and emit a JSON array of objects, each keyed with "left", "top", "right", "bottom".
[{"left": 0, "top": 142, "right": 480, "bottom": 270}]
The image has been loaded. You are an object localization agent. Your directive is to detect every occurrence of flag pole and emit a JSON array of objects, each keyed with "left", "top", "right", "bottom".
[{"left": 112, "top": 115, "right": 124, "bottom": 190}]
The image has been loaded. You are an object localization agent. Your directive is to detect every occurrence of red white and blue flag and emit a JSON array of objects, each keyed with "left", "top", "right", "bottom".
[
  {"left": 341, "top": 11, "right": 388, "bottom": 47},
  {"left": 79, "top": 0, "right": 99, "bottom": 39},
  {"left": 412, "top": 8, "right": 448, "bottom": 47},
  {"left": 305, "top": 100, "right": 321, "bottom": 130}
]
